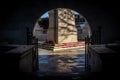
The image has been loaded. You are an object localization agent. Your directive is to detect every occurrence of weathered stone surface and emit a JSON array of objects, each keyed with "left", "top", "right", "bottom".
[{"left": 48, "top": 8, "right": 78, "bottom": 44}]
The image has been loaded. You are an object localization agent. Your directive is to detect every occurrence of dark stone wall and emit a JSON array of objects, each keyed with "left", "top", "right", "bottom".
[{"left": 0, "top": 0, "right": 120, "bottom": 44}]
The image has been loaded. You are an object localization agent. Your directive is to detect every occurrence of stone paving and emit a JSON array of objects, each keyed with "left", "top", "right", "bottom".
[{"left": 38, "top": 48, "right": 86, "bottom": 77}]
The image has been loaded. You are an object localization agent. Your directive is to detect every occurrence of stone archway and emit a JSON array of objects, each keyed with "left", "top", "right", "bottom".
[
  {"left": 0, "top": 1, "right": 118, "bottom": 45},
  {"left": 0, "top": 1, "right": 119, "bottom": 79}
]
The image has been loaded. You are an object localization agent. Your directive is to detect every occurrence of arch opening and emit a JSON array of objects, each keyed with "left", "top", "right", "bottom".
[
  {"left": 31, "top": 8, "right": 97, "bottom": 77},
  {"left": 33, "top": 8, "right": 92, "bottom": 51}
]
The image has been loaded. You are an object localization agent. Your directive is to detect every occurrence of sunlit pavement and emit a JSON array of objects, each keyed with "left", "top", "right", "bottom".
[{"left": 37, "top": 47, "right": 87, "bottom": 77}]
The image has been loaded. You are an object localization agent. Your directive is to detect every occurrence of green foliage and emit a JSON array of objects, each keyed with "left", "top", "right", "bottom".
[{"left": 38, "top": 18, "right": 49, "bottom": 29}]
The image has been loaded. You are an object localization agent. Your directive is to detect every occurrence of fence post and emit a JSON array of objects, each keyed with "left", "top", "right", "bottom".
[{"left": 30, "top": 36, "right": 39, "bottom": 71}]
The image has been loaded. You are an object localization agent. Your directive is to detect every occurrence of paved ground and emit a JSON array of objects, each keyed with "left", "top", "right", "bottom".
[{"left": 37, "top": 48, "right": 86, "bottom": 77}]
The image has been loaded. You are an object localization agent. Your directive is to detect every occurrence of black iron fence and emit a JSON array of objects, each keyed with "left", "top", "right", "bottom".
[
  {"left": 26, "top": 27, "right": 39, "bottom": 71},
  {"left": 85, "top": 26, "right": 102, "bottom": 72}
]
